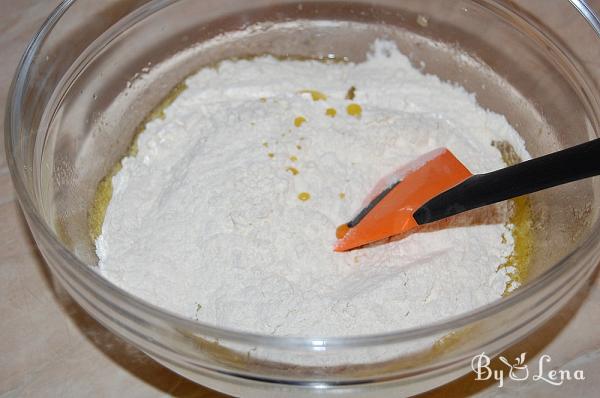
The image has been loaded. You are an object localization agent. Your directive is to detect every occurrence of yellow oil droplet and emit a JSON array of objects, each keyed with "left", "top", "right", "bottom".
[
  {"left": 325, "top": 108, "right": 337, "bottom": 117},
  {"left": 339, "top": 192, "right": 346, "bottom": 200},
  {"left": 294, "top": 116, "right": 307, "bottom": 127},
  {"left": 336, "top": 223, "right": 350, "bottom": 239},
  {"left": 296, "top": 144, "right": 302, "bottom": 150},
  {"left": 286, "top": 166, "right": 299, "bottom": 175},
  {"left": 300, "top": 90, "right": 327, "bottom": 101},
  {"left": 259, "top": 97, "right": 267, "bottom": 103},
  {"left": 268, "top": 152, "right": 275, "bottom": 158},
  {"left": 298, "top": 192, "right": 311, "bottom": 201},
  {"left": 290, "top": 155, "right": 298, "bottom": 162},
  {"left": 262, "top": 142, "right": 269, "bottom": 148},
  {"left": 346, "top": 103, "right": 362, "bottom": 118}
]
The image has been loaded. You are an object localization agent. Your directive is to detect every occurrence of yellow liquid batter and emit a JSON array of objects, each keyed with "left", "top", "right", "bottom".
[
  {"left": 492, "top": 140, "right": 533, "bottom": 295},
  {"left": 88, "top": 82, "right": 187, "bottom": 241}
]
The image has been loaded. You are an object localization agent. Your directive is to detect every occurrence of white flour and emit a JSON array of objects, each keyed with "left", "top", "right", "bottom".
[{"left": 96, "top": 40, "right": 529, "bottom": 337}]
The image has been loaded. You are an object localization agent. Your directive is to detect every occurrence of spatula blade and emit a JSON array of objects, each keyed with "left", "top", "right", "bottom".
[{"left": 334, "top": 148, "right": 472, "bottom": 252}]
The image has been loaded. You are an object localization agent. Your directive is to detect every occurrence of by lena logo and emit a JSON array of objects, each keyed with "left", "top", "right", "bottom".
[{"left": 471, "top": 352, "right": 585, "bottom": 387}]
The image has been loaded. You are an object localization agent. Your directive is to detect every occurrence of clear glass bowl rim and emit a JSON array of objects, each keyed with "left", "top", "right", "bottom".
[{"left": 5, "top": 0, "right": 600, "bottom": 350}]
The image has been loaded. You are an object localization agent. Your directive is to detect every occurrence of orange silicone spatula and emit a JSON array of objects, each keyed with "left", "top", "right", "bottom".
[
  {"left": 334, "top": 139, "right": 600, "bottom": 252},
  {"left": 334, "top": 148, "right": 472, "bottom": 251}
]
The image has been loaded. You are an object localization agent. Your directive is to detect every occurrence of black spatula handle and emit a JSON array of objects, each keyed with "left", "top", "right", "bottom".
[{"left": 413, "top": 138, "right": 600, "bottom": 225}]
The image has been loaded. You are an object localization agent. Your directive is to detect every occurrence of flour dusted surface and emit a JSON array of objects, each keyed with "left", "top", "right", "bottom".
[{"left": 96, "top": 41, "right": 528, "bottom": 337}]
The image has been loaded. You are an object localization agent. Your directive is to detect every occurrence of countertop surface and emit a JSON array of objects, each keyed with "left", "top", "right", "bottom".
[{"left": 2, "top": 1, "right": 600, "bottom": 397}]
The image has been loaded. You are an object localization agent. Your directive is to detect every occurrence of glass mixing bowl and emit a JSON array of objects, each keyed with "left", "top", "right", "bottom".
[{"left": 5, "top": 0, "right": 600, "bottom": 396}]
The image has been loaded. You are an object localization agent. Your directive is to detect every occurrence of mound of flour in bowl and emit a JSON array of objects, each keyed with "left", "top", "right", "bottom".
[{"left": 96, "top": 40, "right": 529, "bottom": 337}]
